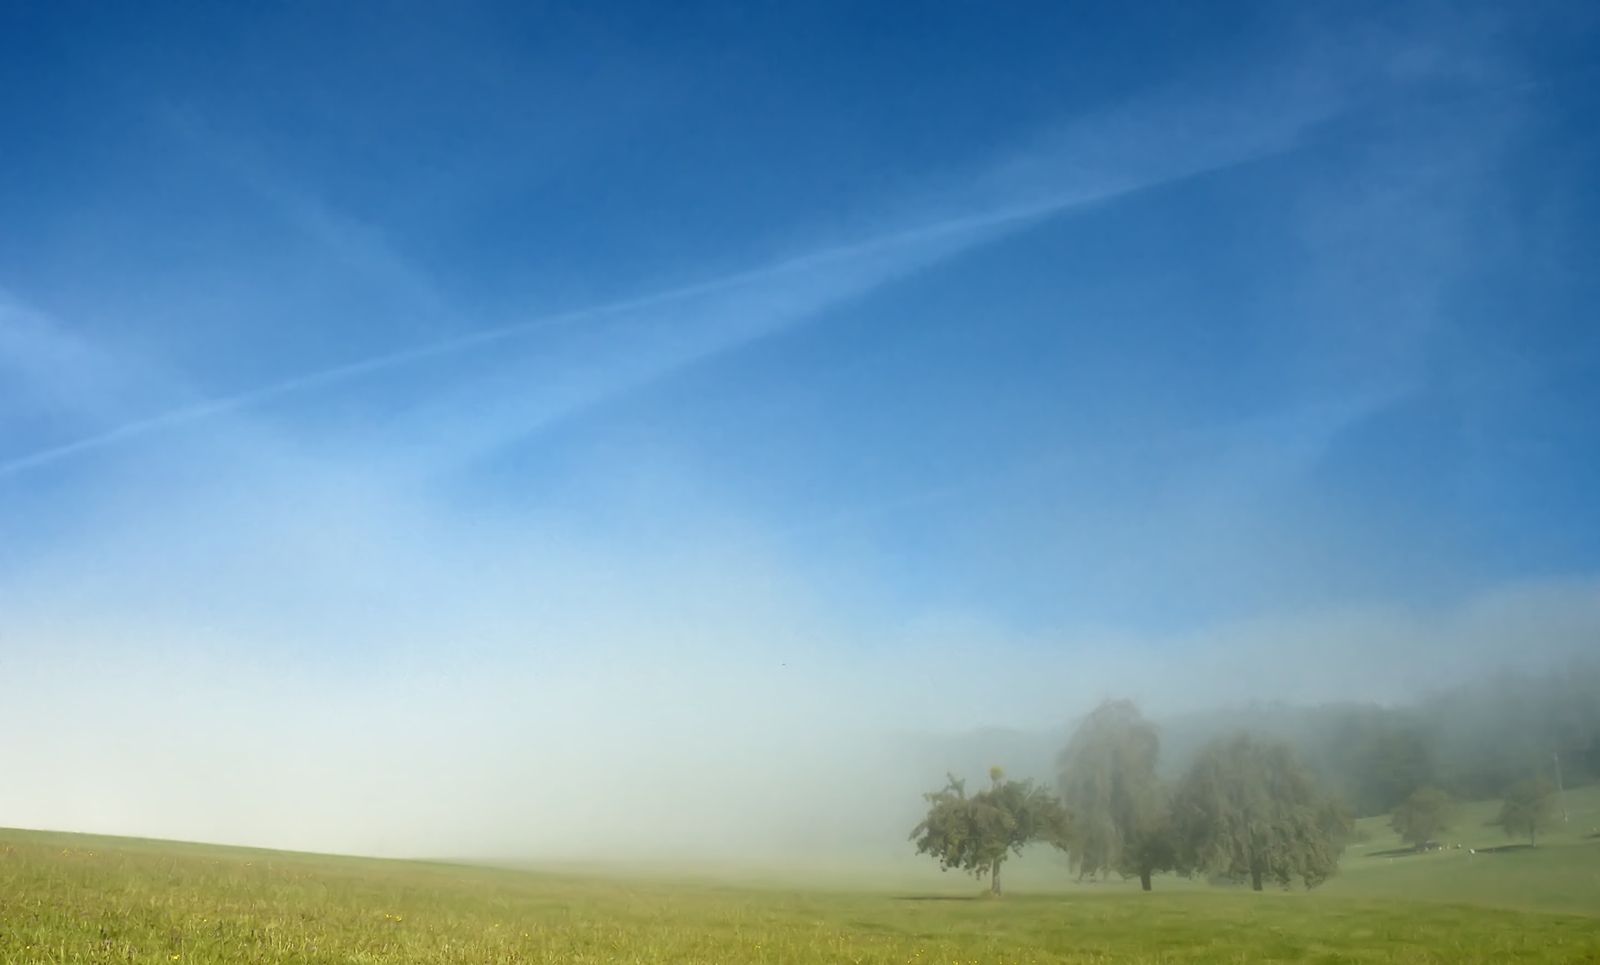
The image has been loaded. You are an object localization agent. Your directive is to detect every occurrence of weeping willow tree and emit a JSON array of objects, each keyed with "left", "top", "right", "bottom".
[
  {"left": 1170, "top": 734, "right": 1343, "bottom": 891},
  {"left": 1056, "top": 699, "right": 1173, "bottom": 889},
  {"left": 909, "top": 766, "right": 1073, "bottom": 896}
]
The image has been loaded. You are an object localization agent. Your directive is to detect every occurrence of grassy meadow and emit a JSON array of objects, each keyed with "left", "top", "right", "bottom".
[
  {"left": 2, "top": 788, "right": 1597, "bottom": 964},
  {"left": 1319, "top": 783, "right": 1600, "bottom": 916}
]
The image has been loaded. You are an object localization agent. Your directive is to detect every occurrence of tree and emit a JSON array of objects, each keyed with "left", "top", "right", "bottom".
[
  {"left": 1492, "top": 778, "right": 1556, "bottom": 846},
  {"left": 910, "top": 766, "right": 1073, "bottom": 896},
  {"left": 1170, "top": 734, "right": 1343, "bottom": 891},
  {"left": 1320, "top": 797, "right": 1358, "bottom": 849},
  {"left": 1389, "top": 786, "right": 1454, "bottom": 849},
  {"left": 1057, "top": 699, "right": 1172, "bottom": 890},
  {"left": 1115, "top": 803, "right": 1180, "bottom": 892}
]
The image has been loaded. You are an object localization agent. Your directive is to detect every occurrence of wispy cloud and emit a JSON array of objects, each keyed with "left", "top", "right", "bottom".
[
  {"left": 159, "top": 105, "right": 459, "bottom": 328},
  {"left": 0, "top": 296, "right": 131, "bottom": 421},
  {"left": 2, "top": 49, "right": 1367, "bottom": 481},
  {"left": 0, "top": 190, "right": 1162, "bottom": 478}
]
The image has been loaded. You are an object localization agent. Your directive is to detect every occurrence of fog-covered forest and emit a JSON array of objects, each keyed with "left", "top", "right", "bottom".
[
  {"left": 911, "top": 662, "right": 1598, "bottom": 818},
  {"left": 1161, "top": 662, "right": 1598, "bottom": 816}
]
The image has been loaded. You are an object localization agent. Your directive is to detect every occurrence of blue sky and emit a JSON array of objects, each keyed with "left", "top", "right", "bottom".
[{"left": 1, "top": 1, "right": 1598, "bottom": 857}]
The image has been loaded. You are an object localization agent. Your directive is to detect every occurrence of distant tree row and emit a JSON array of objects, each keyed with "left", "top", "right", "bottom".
[
  {"left": 1389, "top": 777, "right": 1560, "bottom": 849},
  {"left": 1057, "top": 701, "right": 1348, "bottom": 891},
  {"left": 913, "top": 701, "right": 1351, "bottom": 894},
  {"left": 1157, "top": 662, "right": 1598, "bottom": 817},
  {"left": 913, "top": 680, "right": 1576, "bottom": 894}
]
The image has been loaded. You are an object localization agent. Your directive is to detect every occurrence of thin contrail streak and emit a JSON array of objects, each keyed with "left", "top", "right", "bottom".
[
  {"left": 0, "top": 189, "right": 1109, "bottom": 480},
  {"left": 0, "top": 51, "right": 1355, "bottom": 482}
]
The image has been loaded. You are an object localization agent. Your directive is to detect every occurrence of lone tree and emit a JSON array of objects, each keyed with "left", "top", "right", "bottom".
[
  {"left": 1493, "top": 778, "right": 1557, "bottom": 846},
  {"left": 1170, "top": 734, "right": 1343, "bottom": 891},
  {"left": 1057, "top": 699, "right": 1173, "bottom": 890},
  {"left": 1389, "top": 786, "right": 1454, "bottom": 849},
  {"left": 910, "top": 766, "right": 1073, "bottom": 896}
]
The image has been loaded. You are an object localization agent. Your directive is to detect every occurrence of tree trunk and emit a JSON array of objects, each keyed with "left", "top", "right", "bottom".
[
  {"left": 1139, "top": 870, "right": 1152, "bottom": 892},
  {"left": 1531, "top": 827, "right": 1537, "bottom": 847},
  {"left": 1250, "top": 867, "right": 1264, "bottom": 891},
  {"left": 991, "top": 861, "right": 1002, "bottom": 897}
]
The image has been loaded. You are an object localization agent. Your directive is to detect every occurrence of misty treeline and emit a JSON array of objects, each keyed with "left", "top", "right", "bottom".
[
  {"left": 914, "top": 702, "right": 1347, "bottom": 895},
  {"left": 910, "top": 663, "right": 1596, "bottom": 894},
  {"left": 1159, "top": 662, "right": 1599, "bottom": 817}
]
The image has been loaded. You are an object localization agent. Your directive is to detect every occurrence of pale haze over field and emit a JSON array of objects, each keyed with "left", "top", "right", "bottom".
[{"left": 2, "top": 2, "right": 1598, "bottom": 862}]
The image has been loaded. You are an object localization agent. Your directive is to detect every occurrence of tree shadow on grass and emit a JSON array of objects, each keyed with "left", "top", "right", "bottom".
[
  {"left": 893, "top": 895, "right": 980, "bottom": 902},
  {"left": 1470, "top": 844, "right": 1534, "bottom": 854}
]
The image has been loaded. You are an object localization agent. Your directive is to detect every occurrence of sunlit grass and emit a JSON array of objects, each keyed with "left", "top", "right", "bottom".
[
  {"left": 3, "top": 823, "right": 1599, "bottom": 963},
  {"left": 1318, "top": 783, "right": 1600, "bottom": 916}
]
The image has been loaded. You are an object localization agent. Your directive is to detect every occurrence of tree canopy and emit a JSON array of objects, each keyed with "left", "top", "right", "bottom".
[
  {"left": 1170, "top": 734, "right": 1343, "bottom": 891},
  {"left": 909, "top": 766, "right": 1073, "bottom": 896},
  {"left": 1152, "top": 664, "right": 1600, "bottom": 814},
  {"left": 1389, "top": 786, "right": 1454, "bottom": 848},
  {"left": 1492, "top": 778, "right": 1557, "bottom": 846},
  {"left": 1057, "top": 699, "right": 1173, "bottom": 890}
]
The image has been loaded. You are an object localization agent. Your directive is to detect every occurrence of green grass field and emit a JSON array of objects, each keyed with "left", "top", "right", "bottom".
[
  {"left": 1318, "top": 783, "right": 1600, "bottom": 917},
  {"left": 2, "top": 787, "right": 1597, "bottom": 963}
]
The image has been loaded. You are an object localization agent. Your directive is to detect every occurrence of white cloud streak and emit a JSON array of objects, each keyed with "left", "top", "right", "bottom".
[
  {"left": 0, "top": 298, "right": 138, "bottom": 424},
  {"left": 1, "top": 47, "right": 1361, "bottom": 480},
  {"left": 0, "top": 190, "right": 1152, "bottom": 479}
]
